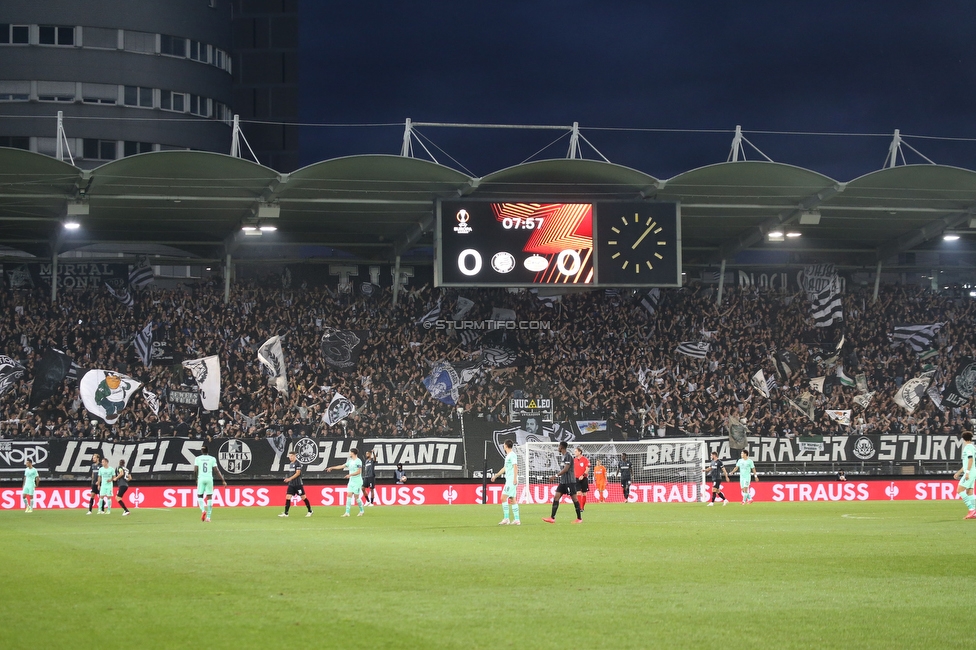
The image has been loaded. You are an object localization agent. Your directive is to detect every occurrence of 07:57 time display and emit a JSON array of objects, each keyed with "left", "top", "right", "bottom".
[{"left": 438, "top": 201, "right": 595, "bottom": 286}]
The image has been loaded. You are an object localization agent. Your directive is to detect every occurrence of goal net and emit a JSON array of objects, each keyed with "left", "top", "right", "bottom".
[{"left": 518, "top": 440, "right": 708, "bottom": 504}]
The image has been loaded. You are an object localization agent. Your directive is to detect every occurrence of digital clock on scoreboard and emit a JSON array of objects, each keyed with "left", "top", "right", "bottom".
[{"left": 435, "top": 200, "right": 680, "bottom": 287}]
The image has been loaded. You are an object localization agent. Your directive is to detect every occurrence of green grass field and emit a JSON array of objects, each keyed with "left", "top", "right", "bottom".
[{"left": 0, "top": 501, "right": 972, "bottom": 649}]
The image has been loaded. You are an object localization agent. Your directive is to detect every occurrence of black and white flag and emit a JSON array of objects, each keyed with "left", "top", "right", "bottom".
[
  {"left": 134, "top": 322, "right": 153, "bottom": 368},
  {"left": 788, "top": 392, "right": 817, "bottom": 421},
  {"left": 128, "top": 263, "right": 154, "bottom": 289},
  {"left": 458, "top": 330, "right": 481, "bottom": 347},
  {"left": 452, "top": 297, "right": 475, "bottom": 320},
  {"left": 773, "top": 350, "right": 801, "bottom": 381},
  {"left": 0, "top": 355, "right": 26, "bottom": 397},
  {"left": 942, "top": 357, "right": 976, "bottom": 408},
  {"left": 182, "top": 355, "right": 220, "bottom": 411},
  {"left": 66, "top": 359, "right": 83, "bottom": 382},
  {"left": 751, "top": 369, "right": 770, "bottom": 398},
  {"left": 825, "top": 410, "right": 852, "bottom": 426},
  {"left": 891, "top": 323, "right": 944, "bottom": 352},
  {"left": 257, "top": 335, "right": 288, "bottom": 395},
  {"left": 324, "top": 392, "right": 356, "bottom": 426},
  {"left": 490, "top": 307, "right": 517, "bottom": 322},
  {"left": 853, "top": 391, "right": 875, "bottom": 409},
  {"left": 674, "top": 342, "right": 710, "bottom": 359},
  {"left": 641, "top": 288, "right": 661, "bottom": 316},
  {"left": 810, "top": 285, "right": 843, "bottom": 327},
  {"left": 804, "top": 263, "right": 843, "bottom": 327},
  {"left": 415, "top": 299, "right": 442, "bottom": 325},
  {"left": 142, "top": 387, "right": 160, "bottom": 415},
  {"left": 893, "top": 376, "right": 931, "bottom": 414},
  {"left": 321, "top": 329, "right": 367, "bottom": 372},
  {"left": 104, "top": 279, "right": 133, "bottom": 309},
  {"left": 480, "top": 345, "right": 525, "bottom": 369}
]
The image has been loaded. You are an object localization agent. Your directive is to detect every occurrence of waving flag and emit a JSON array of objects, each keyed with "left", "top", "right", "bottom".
[
  {"left": 29, "top": 348, "right": 73, "bottom": 409},
  {"left": 80, "top": 370, "right": 142, "bottom": 424},
  {"left": 134, "top": 322, "right": 153, "bottom": 368},
  {"left": 324, "top": 392, "right": 356, "bottom": 426},
  {"left": 751, "top": 370, "right": 770, "bottom": 399},
  {"left": 129, "top": 263, "right": 154, "bottom": 289},
  {"left": 674, "top": 342, "right": 709, "bottom": 359},
  {"left": 321, "top": 329, "right": 367, "bottom": 372},
  {"left": 891, "top": 323, "right": 944, "bottom": 352},
  {"left": 257, "top": 335, "right": 288, "bottom": 395},
  {"left": 182, "top": 356, "right": 220, "bottom": 411},
  {"left": 0, "top": 355, "right": 26, "bottom": 397},
  {"left": 423, "top": 360, "right": 484, "bottom": 406}
]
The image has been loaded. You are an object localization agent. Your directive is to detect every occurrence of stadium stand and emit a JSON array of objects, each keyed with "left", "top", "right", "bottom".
[{"left": 1, "top": 276, "right": 973, "bottom": 440}]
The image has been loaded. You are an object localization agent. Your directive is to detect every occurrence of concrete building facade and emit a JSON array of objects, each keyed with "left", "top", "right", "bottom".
[{"left": 0, "top": 0, "right": 235, "bottom": 169}]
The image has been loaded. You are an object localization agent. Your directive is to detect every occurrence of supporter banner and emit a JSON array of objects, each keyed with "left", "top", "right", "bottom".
[
  {"left": 3, "top": 262, "right": 128, "bottom": 291},
  {"left": 734, "top": 268, "right": 848, "bottom": 293},
  {"left": 167, "top": 390, "right": 200, "bottom": 406},
  {"left": 0, "top": 479, "right": 966, "bottom": 509},
  {"left": 12, "top": 434, "right": 973, "bottom": 481},
  {"left": 0, "top": 440, "right": 50, "bottom": 473},
  {"left": 40, "top": 437, "right": 465, "bottom": 480},
  {"left": 270, "top": 437, "right": 464, "bottom": 474},
  {"left": 700, "top": 435, "right": 971, "bottom": 464}
]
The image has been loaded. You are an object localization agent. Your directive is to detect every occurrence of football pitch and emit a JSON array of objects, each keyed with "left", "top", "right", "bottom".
[{"left": 0, "top": 500, "right": 971, "bottom": 649}]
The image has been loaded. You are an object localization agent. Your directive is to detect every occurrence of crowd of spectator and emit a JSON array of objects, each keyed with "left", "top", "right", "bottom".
[{"left": 1, "top": 271, "right": 974, "bottom": 441}]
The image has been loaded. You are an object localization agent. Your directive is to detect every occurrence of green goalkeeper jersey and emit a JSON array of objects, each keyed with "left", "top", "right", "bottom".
[{"left": 504, "top": 450, "right": 518, "bottom": 486}]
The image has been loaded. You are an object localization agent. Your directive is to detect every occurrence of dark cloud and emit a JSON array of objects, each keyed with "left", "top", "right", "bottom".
[{"left": 300, "top": 1, "right": 976, "bottom": 180}]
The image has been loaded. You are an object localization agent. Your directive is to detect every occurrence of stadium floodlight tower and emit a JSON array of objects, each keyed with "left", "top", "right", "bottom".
[{"left": 518, "top": 439, "right": 708, "bottom": 504}]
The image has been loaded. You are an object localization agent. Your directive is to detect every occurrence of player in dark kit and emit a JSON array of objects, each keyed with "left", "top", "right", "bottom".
[
  {"left": 543, "top": 441, "right": 582, "bottom": 524},
  {"left": 87, "top": 453, "right": 101, "bottom": 515},
  {"left": 113, "top": 459, "right": 132, "bottom": 515},
  {"left": 279, "top": 451, "right": 313, "bottom": 517},
  {"left": 619, "top": 453, "right": 633, "bottom": 501},
  {"left": 362, "top": 450, "right": 376, "bottom": 506},
  {"left": 703, "top": 451, "right": 730, "bottom": 506}
]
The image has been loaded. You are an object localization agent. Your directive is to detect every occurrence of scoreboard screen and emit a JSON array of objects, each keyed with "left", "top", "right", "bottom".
[{"left": 435, "top": 200, "right": 680, "bottom": 287}]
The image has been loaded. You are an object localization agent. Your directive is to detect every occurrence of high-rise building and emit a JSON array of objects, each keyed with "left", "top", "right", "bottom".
[
  {"left": 230, "top": 0, "right": 299, "bottom": 172},
  {"left": 0, "top": 0, "right": 235, "bottom": 169}
]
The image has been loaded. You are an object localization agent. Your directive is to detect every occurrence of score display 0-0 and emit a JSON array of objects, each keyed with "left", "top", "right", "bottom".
[{"left": 435, "top": 200, "right": 680, "bottom": 288}]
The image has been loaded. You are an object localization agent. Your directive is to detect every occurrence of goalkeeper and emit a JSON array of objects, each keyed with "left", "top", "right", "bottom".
[
  {"left": 491, "top": 439, "right": 520, "bottom": 526},
  {"left": 593, "top": 460, "right": 607, "bottom": 502}
]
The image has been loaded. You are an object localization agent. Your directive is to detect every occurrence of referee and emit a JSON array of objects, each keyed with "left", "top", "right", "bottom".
[{"left": 279, "top": 451, "right": 313, "bottom": 517}]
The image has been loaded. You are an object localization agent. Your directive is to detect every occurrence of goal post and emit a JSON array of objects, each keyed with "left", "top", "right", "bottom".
[{"left": 518, "top": 440, "right": 709, "bottom": 504}]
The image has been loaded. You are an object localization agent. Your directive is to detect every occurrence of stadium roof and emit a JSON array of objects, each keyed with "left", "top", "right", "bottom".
[{"left": 1, "top": 147, "right": 975, "bottom": 270}]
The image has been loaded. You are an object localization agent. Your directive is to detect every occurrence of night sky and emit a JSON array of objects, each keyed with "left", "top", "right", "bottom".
[{"left": 299, "top": 1, "right": 976, "bottom": 181}]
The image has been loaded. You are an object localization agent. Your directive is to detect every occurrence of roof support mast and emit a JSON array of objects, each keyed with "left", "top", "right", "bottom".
[
  {"left": 55, "top": 111, "right": 74, "bottom": 166},
  {"left": 230, "top": 115, "right": 259, "bottom": 163}
]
